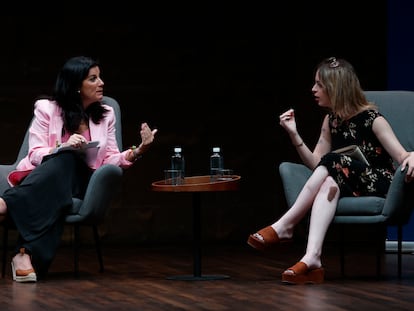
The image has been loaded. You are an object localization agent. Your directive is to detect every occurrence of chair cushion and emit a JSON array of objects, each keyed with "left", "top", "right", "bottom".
[{"left": 336, "top": 196, "right": 385, "bottom": 216}]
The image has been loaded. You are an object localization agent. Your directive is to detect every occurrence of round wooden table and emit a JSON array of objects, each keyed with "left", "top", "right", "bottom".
[{"left": 151, "top": 175, "right": 241, "bottom": 280}]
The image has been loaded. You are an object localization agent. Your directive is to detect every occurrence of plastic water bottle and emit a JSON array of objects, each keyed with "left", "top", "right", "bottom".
[
  {"left": 210, "top": 147, "right": 224, "bottom": 180},
  {"left": 171, "top": 147, "right": 185, "bottom": 178}
]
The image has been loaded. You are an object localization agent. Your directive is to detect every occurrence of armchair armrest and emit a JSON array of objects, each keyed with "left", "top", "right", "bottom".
[
  {"left": 279, "top": 162, "right": 312, "bottom": 208},
  {"left": 65, "top": 164, "right": 123, "bottom": 224},
  {"left": 384, "top": 165, "right": 414, "bottom": 224},
  {"left": 0, "top": 164, "right": 16, "bottom": 194}
]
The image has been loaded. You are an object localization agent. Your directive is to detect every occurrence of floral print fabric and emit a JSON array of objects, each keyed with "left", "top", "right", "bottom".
[{"left": 318, "top": 110, "right": 395, "bottom": 198}]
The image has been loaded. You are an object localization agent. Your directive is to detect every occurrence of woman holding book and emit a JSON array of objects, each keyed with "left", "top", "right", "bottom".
[
  {"left": 0, "top": 56, "right": 157, "bottom": 282},
  {"left": 247, "top": 57, "right": 414, "bottom": 284}
]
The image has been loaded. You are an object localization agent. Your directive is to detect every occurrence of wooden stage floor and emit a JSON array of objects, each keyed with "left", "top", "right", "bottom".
[{"left": 1, "top": 241, "right": 414, "bottom": 311}]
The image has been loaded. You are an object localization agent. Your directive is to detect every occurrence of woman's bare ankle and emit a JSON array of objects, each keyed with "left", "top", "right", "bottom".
[
  {"left": 0, "top": 197, "right": 7, "bottom": 215},
  {"left": 271, "top": 224, "right": 293, "bottom": 240},
  {"left": 300, "top": 255, "right": 322, "bottom": 270}
]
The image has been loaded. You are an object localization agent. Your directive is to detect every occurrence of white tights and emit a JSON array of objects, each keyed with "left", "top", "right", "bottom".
[{"left": 271, "top": 166, "right": 339, "bottom": 270}]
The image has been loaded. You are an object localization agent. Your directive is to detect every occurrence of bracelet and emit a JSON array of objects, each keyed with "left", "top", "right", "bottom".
[
  {"left": 53, "top": 145, "right": 63, "bottom": 154},
  {"left": 130, "top": 145, "right": 143, "bottom": 161},
  {"left": 53, "top": 141, "right": 61, "bottom": 154},
  {"left": 294, "top": 141, "right": 304, "bottom": 147}
]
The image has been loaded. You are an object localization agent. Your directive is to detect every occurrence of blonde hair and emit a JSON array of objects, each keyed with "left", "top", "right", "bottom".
[{"left": 317, "top": 57, "right": 376, "bottom": 118}]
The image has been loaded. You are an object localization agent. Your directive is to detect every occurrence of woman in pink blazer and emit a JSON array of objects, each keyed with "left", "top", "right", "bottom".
[{"left": 0, "top": 56, "right": 157, "bottom": 282}]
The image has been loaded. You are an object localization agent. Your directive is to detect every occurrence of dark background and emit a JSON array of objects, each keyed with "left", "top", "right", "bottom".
[{"left": 0, "top": 2, "right": 393, "bottom": 245}]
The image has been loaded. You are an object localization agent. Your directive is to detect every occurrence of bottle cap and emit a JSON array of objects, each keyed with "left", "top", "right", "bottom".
[
  {"left": 174, "top": 147, "right": 182, "bottom": 153},
  {"left": 213, "top": 147, "right": 220, "bottom": 153}
]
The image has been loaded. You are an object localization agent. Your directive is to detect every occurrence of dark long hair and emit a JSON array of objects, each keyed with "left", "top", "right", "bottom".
[{"left": 53, "top": 56, "right": 108, "bottom": 134}]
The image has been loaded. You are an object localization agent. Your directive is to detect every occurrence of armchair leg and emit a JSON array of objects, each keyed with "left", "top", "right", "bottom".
[
  {"left": 72, "top": 224, "right": 104, "bottom": 276},
  {"left": 2, "top": 223, "right": 8, "bottom": 278},
  {"left": 339, "top": 224, "right": 345, "bottom": 277},
  {"left": 375, "top": 225, "right": 384, "bottom": 279},
  {"left": 73, "top": 224, "right": 80, "bottom": 277},
  {"left": 2, "top": 222, "right": 106, "bottom": 278},
  {"left": 397, "top": 225, "right": 402, "bottom": 278},
  {"left": 93, "top": 225, "right": 104, "bottom": 273}
]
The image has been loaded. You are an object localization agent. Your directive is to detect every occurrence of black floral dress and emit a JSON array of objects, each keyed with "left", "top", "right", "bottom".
[{"left": 318, "top": 109, "right": 395, "bottom": 198}]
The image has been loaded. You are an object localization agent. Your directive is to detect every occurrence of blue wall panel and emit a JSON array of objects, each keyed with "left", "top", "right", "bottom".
[{"left": 387, "top": 0, "right": 414, "bottom": 241}]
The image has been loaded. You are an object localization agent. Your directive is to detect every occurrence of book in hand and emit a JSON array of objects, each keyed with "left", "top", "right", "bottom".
[
  {"left": 332, "top": 145, "right": 370, "bottom": 166},
  {"left": 57, "top": 140, "right": 99, "bottom": 153},
  {"left": 55, "top": 141, "right": 100, "bottom": 164}
]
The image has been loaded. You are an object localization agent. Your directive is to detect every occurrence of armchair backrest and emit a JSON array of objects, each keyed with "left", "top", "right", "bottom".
[
  {"left": 364, "top": 91, "right": 414, "bottom": 224},
  {"left": 365, "top": 91, "right": 414, "bottom": 152},
  {"left": 102, "top": 96, "right": 123, "bottom": 150},
  {"left": 14, "top": 96, "right": 123, "bottom": 166}
]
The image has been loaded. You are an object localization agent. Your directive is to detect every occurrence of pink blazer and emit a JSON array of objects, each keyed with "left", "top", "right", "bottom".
[{"left": 8, "top": 99, "right": 133, "bottom": 186}]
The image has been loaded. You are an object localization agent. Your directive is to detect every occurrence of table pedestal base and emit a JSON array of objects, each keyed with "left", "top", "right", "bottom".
[
  {"left": 151, "top": 175, "right": 241, "bottom": 281},
  {"left": 165, "top": 193, "right": 231, "bottom": 281}
]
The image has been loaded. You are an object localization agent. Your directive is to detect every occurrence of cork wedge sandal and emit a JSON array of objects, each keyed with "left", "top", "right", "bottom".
[
  {"left": 247, "top": 226, "right": 292, "bottom": 251},
  {"left": 282, "top": 261, "right": 324, "bottom": 285}
]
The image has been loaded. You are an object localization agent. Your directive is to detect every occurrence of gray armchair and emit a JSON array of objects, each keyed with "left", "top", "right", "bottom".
[
  {"left": 279, "top": 90, "right": 414, "bottom": 278},
  {"left": 1, "top": 96, "right": 124, "bottom": 277}
]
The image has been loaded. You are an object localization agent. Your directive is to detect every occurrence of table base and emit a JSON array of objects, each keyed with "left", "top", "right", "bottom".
[
  {"left": 166, "top": 274, "right": 230, "bottom": 281},
  {"left": 151, "top": 175, "right": 241, "bottom": 282}
]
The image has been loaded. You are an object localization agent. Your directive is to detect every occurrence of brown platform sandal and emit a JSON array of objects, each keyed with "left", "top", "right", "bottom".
[
  {"left": 281, "top": 261, "right": 324, "bottom": 285},
  {"left": 247, "top": 226, "right": 292, "bottom": 251}
]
